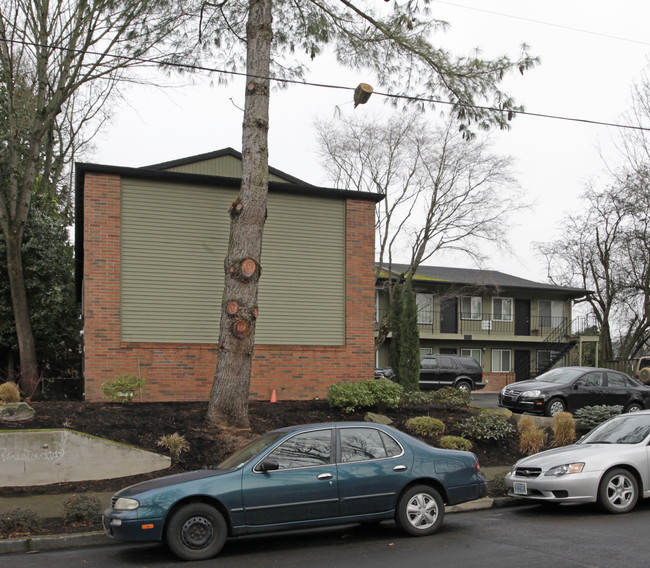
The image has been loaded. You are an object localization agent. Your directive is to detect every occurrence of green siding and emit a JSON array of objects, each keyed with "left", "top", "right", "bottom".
[
  {"left": 120, "top": 178, "right": 345, "bottom": 345},
  {"left": 165, "top": 156, "right": 287, "bottom": 182}
]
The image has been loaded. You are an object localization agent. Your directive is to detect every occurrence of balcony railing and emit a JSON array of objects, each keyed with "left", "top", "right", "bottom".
[{"left": 376, "top": 310, "right": 570, "bottom": 337}]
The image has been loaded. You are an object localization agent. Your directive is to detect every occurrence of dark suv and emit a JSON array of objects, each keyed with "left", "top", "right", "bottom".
[{"left": 375, "top": 354, "right": 486, "bottom": 393}]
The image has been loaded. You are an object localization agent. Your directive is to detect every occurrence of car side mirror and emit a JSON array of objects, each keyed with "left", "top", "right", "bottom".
[
  {"left": 574, "top": 380, "right": 586, "bottom": 389},
  {"left": 258, "top": 459, "right": 280, "bottom": 472}
]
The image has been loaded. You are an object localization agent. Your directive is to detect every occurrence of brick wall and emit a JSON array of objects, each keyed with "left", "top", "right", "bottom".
[
  {"left": 482, "top": 372, "right": 516, "bottom": 392},
  {"left": 82, "top": 172, "right": 376, "bottom": 402}
]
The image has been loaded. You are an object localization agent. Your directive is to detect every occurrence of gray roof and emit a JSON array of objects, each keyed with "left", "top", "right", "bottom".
[{"left": 380, "top": 263, "right": 589, "bottom": 297}]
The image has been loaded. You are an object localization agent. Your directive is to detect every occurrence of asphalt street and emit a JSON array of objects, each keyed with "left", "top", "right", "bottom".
[{"left": 5, "top": 501, "right": 650, "bottom": 568}]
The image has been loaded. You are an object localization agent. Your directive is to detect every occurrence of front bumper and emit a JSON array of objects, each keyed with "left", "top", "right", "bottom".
[
  {"left": 103, "top": 508, "right": 164, "bottom": 543},
  {"left": 504, "top": 470, "right": 601, "bottom": 504},
  {"left": 498, "top": 393, "right": 546, "bottom": 414}
]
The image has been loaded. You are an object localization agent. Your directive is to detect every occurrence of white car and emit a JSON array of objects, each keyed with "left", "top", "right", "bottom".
[{"left": 505, "top": 410, "right": 650, "bottom": 513}]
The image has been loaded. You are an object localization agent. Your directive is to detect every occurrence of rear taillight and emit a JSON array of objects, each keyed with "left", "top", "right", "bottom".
[{"left": 474, "top": 459, "right": 481, "bottom": 472}]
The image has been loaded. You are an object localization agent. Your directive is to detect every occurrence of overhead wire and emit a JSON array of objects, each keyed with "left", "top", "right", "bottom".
[{"left": 3, "top": 35, "right": 650, "bottom": 133}]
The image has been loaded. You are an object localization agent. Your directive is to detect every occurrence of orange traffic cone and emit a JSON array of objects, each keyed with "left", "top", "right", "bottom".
[{"left": 270, "top": 389, "right": 277, "bottom": 403}]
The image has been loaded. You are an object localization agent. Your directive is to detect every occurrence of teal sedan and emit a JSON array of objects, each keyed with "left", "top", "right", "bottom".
[{"left": 103, "top": 422, "right": 487, "bottom": 561}]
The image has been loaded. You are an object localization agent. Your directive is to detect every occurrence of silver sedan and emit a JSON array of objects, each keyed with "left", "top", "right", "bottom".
[{"left": 505, "top": 410, "right": 650, "bottom": 513}]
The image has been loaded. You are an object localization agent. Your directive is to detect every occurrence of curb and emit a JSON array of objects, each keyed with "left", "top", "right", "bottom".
[
  {"left": 0, "top": 497, "right": 523, "bottom": 555},
  {"left": 0, "top": 531, "right": 113, "bottom": 555}
]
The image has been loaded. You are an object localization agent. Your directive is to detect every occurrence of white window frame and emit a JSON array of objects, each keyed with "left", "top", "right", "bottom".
[
  {"left": 492, "top": 349, "right": 512, "bottom": 372},
  {"left": 461, "top": 296, "right": 482, "bottom": 320},
  {"left": 461, "top": 348, "right": 482, "bottom": 365},
  {"left": 492, "top": 297, "right": 513, "bottom": 322},
  {"left": 419, "top": 347, "right": 433, "bottom": 355},
  {"left": 415, "top": 293, "right": 434, "bottom": 325},
  {"left": 538, "top": 300, "right": 564, "bottom": 328}
]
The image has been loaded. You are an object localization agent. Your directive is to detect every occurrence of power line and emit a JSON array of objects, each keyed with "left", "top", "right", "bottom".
[
  {"left": 4, "top": 36, "right": 650, "bottom": 132},
  {"left": 433, "top": 0, "right": 650, "bottom": 47}
]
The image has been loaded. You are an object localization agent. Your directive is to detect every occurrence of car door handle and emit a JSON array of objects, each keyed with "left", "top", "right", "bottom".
[
  {"left": 393, "top": 465, "right": 407, "bottom": 472},
  {"left": 317, "top": 473, "right": 333, "bottom": 480}
]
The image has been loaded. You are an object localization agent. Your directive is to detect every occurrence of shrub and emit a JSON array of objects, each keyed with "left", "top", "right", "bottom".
[
  {"left": 574, "top": 405, "right": 623, "bottom": 430},
  {"left": 327, "top": 379, "right": 402, "bottom": 413},
  {"left": 406, "top": 416, "right": 446, "bottom": 437},
  {"left": 157, "top": 432, "right": 190, "bottom": 459},
  {"left": 460, "top": 413, "right": 515, "bottom": 442},
  {"left": 366, "top": 378, "right": 404, "bottom": 409},
  {"left": 480, "top": 408, "right": 513, "bottom": 420},
  {"left": 401, "top": 390, "right": 435, "bottom": 405},
  {"left": 431, "top": 387, "right": 471, "bottom": 411},
  {"left": 63, "top": 494, "right": 101, "bottom": 526},
  {"left": 519, "top": 424, "right": 546, "bottom": 455},
  {"left": 439, "top": 435, "right": 473, "bottom": 451},
  {"left": 0, "top": 381, "right": 20, "bottom": 403},
  {"left": 0, "top": 508, "right": 41, "bottom": 536},
  {"left": 552, "top": 412, "right": 576, "bottom": 446},
  {"left": 517, "top": 415, "right": 537, "bottom": 434},
  {"left": 102, "top": 374, "right": 144, "bottom": 403}
]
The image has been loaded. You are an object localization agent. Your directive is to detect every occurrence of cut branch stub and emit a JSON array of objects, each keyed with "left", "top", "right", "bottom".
[
  {"left": 232, "top": 320, "right": 248, "bottom": 338},
  {"left": 228, "top": 198, "right": 243, "bottom": 217},
  {"left": 241, "top": 258, "right": 256, "bottom": 278},
  {"left": 226, "top": 301, "right": 239, "bottom": 316}
]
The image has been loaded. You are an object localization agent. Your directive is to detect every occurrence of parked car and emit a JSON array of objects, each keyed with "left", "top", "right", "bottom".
[
  {"left": 498, "top": 366, "right": 650, "bottom": 417},
  {"left": 103, "top": 422, "right": 487, "bottom": 561},
  {"left": 505, "top": 410, "right": 650, "bottom": 513},
  {"left": 375, "top": 354, "right": 487, "bottom": 393},
  {"left": 634, "top": 356, "right": 650, "bottom": 383}
]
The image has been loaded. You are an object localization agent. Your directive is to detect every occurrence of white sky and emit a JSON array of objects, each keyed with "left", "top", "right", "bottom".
[{"left": 94, "top": 0, "right": 650, "bottom": 283}]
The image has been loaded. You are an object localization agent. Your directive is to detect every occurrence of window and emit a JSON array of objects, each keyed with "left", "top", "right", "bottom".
[
  {"left": 492, "top": 298, "right": 513, "bottom": 322},
  {"left": 419, "top": 347, "right": 433, "bottom": 356},
  {"left": 421, "top": 358, "right": 438, "bottom": 370},
  {"left": 581, "top": 371, "right": 604, "bottom": 387},
  {"left": 416, "top": 293, "right": 434, "bottom": 324},
  {"left": 461, "top": 296, "right": 482, "bottom": 320},
  {"left": 339, "top": 428, "right": 403, "bottom": 463},
  {"left": 265, "top": 430, "right": 332, "bottom": 469},
  {"left": 461, "top": 349, "right": 482, "bottom": 364},
  {"left": 606, "top": 372, "right": 635, "bottom": 388},
  {"left": 492, "top": 350, "right": 511, "bottom": 372},
  {"left": 539, "top": 300, "right": 564, "bottom": 328}
]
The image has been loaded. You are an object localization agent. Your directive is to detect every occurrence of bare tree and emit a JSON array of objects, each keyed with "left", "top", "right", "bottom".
[
  {"left": 0, "top": 0, "right": 194, "bottom": 394},
  {"left": 316, "top": 111, "right": 525, "bottom": 282}
]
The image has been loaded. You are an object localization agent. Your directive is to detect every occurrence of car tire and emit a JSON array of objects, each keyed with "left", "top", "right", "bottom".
[
  {"left": 455, "top": 380, "right": 472, "bottom": 394},
  {"left": 395, "top": 485, "right": 444, "bottom": 537},
  {"left": 165, "top": 503, "right": 227, "bottom": 561},
  {"left": 625, "top": 402, "right": 643, "bottom": 413},
  {"left": 544, "top": 397, "right": 566, "bottom": 417},
  {"left": 598, "top": 468, "right": 638, "bottom": 514}
]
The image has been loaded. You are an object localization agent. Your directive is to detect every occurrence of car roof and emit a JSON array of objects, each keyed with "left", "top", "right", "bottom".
[{"left": 270, "top": 422, "right": 396, "bottom": 434}]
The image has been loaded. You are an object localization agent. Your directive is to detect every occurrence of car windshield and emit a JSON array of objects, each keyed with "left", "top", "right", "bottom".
[
  {"left": 578, "top": 414, "right": 650, "bottom": 445},
  {"left": 217, "top": 431, "right": 286, "bottom": 471},
  {"left": 535, "top": 368, "right": 585, "bottom": 384}
]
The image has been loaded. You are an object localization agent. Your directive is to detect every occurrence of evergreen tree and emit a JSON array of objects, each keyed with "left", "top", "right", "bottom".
[{"left": 400, "top": 282, "right": 420, "bottom": 391}]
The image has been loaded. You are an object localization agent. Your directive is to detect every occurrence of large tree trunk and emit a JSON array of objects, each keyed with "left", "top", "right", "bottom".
[
  {"left": 3, "top": 226, "right": 39, "bottom": 394},
  {"left": 207, "top": 0, "right": 272, "bottom": 428}
]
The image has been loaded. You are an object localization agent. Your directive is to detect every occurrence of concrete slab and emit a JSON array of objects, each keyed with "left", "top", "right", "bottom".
[{"left": 0, "top": 429, "right": 171, "bottom": 487}]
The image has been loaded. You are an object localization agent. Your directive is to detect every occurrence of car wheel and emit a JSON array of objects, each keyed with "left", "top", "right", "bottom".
[
  {"left": 165, "top": 503, "right": 227, "bottom": 561},
  {"left": 544, "top": 397, "right": 566, "bottom": 417},
  {"left": 395, "top": 485, "right": 444, "bottom": 537},
  {"left": 455, "top": 381, "right": 472, "bottom": 394},
  {"left": 598, "top": 468, "right": 638, "bottom": 514},
  {"left": 625, "top": 402, "right": 643, "bottom": 413}
]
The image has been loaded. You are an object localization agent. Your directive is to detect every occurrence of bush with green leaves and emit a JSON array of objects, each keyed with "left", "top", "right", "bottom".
[
  {"left": 327, "top": 379, "right": 403, "bottom": 413},
  {"left": 0, "top": 508, "right": 41, "bottom": 536},
  {"left": 406, "top": 416, "right": 445, "bottom": 437},
  {"left": 439, "top": 435, "right": 473, "bottom": 451},
  {"left": 401, "top": 390, "right": 435, "bottom": 405},
  {"left": 102, "top": 374, "right": 144, "bottom": 403},
  {"left": 63, "top": 494, "right": 101, "bottom": 526},
  {"left": 574, "top": 405, "right": 623, "bottom": 430},
  {"left": 431, "top": 387, "right": 471, "bottom": 410},
  {"left": 460, "top": 413, "right": 515, "bottom": 442},
  {"left": 0, "top": 381, "right": 20, "bottom": 403}
]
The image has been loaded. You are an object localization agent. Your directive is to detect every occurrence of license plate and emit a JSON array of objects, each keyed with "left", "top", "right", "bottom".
[{"left": 513, "top": 482, "right": 528, "bottom": 495}]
